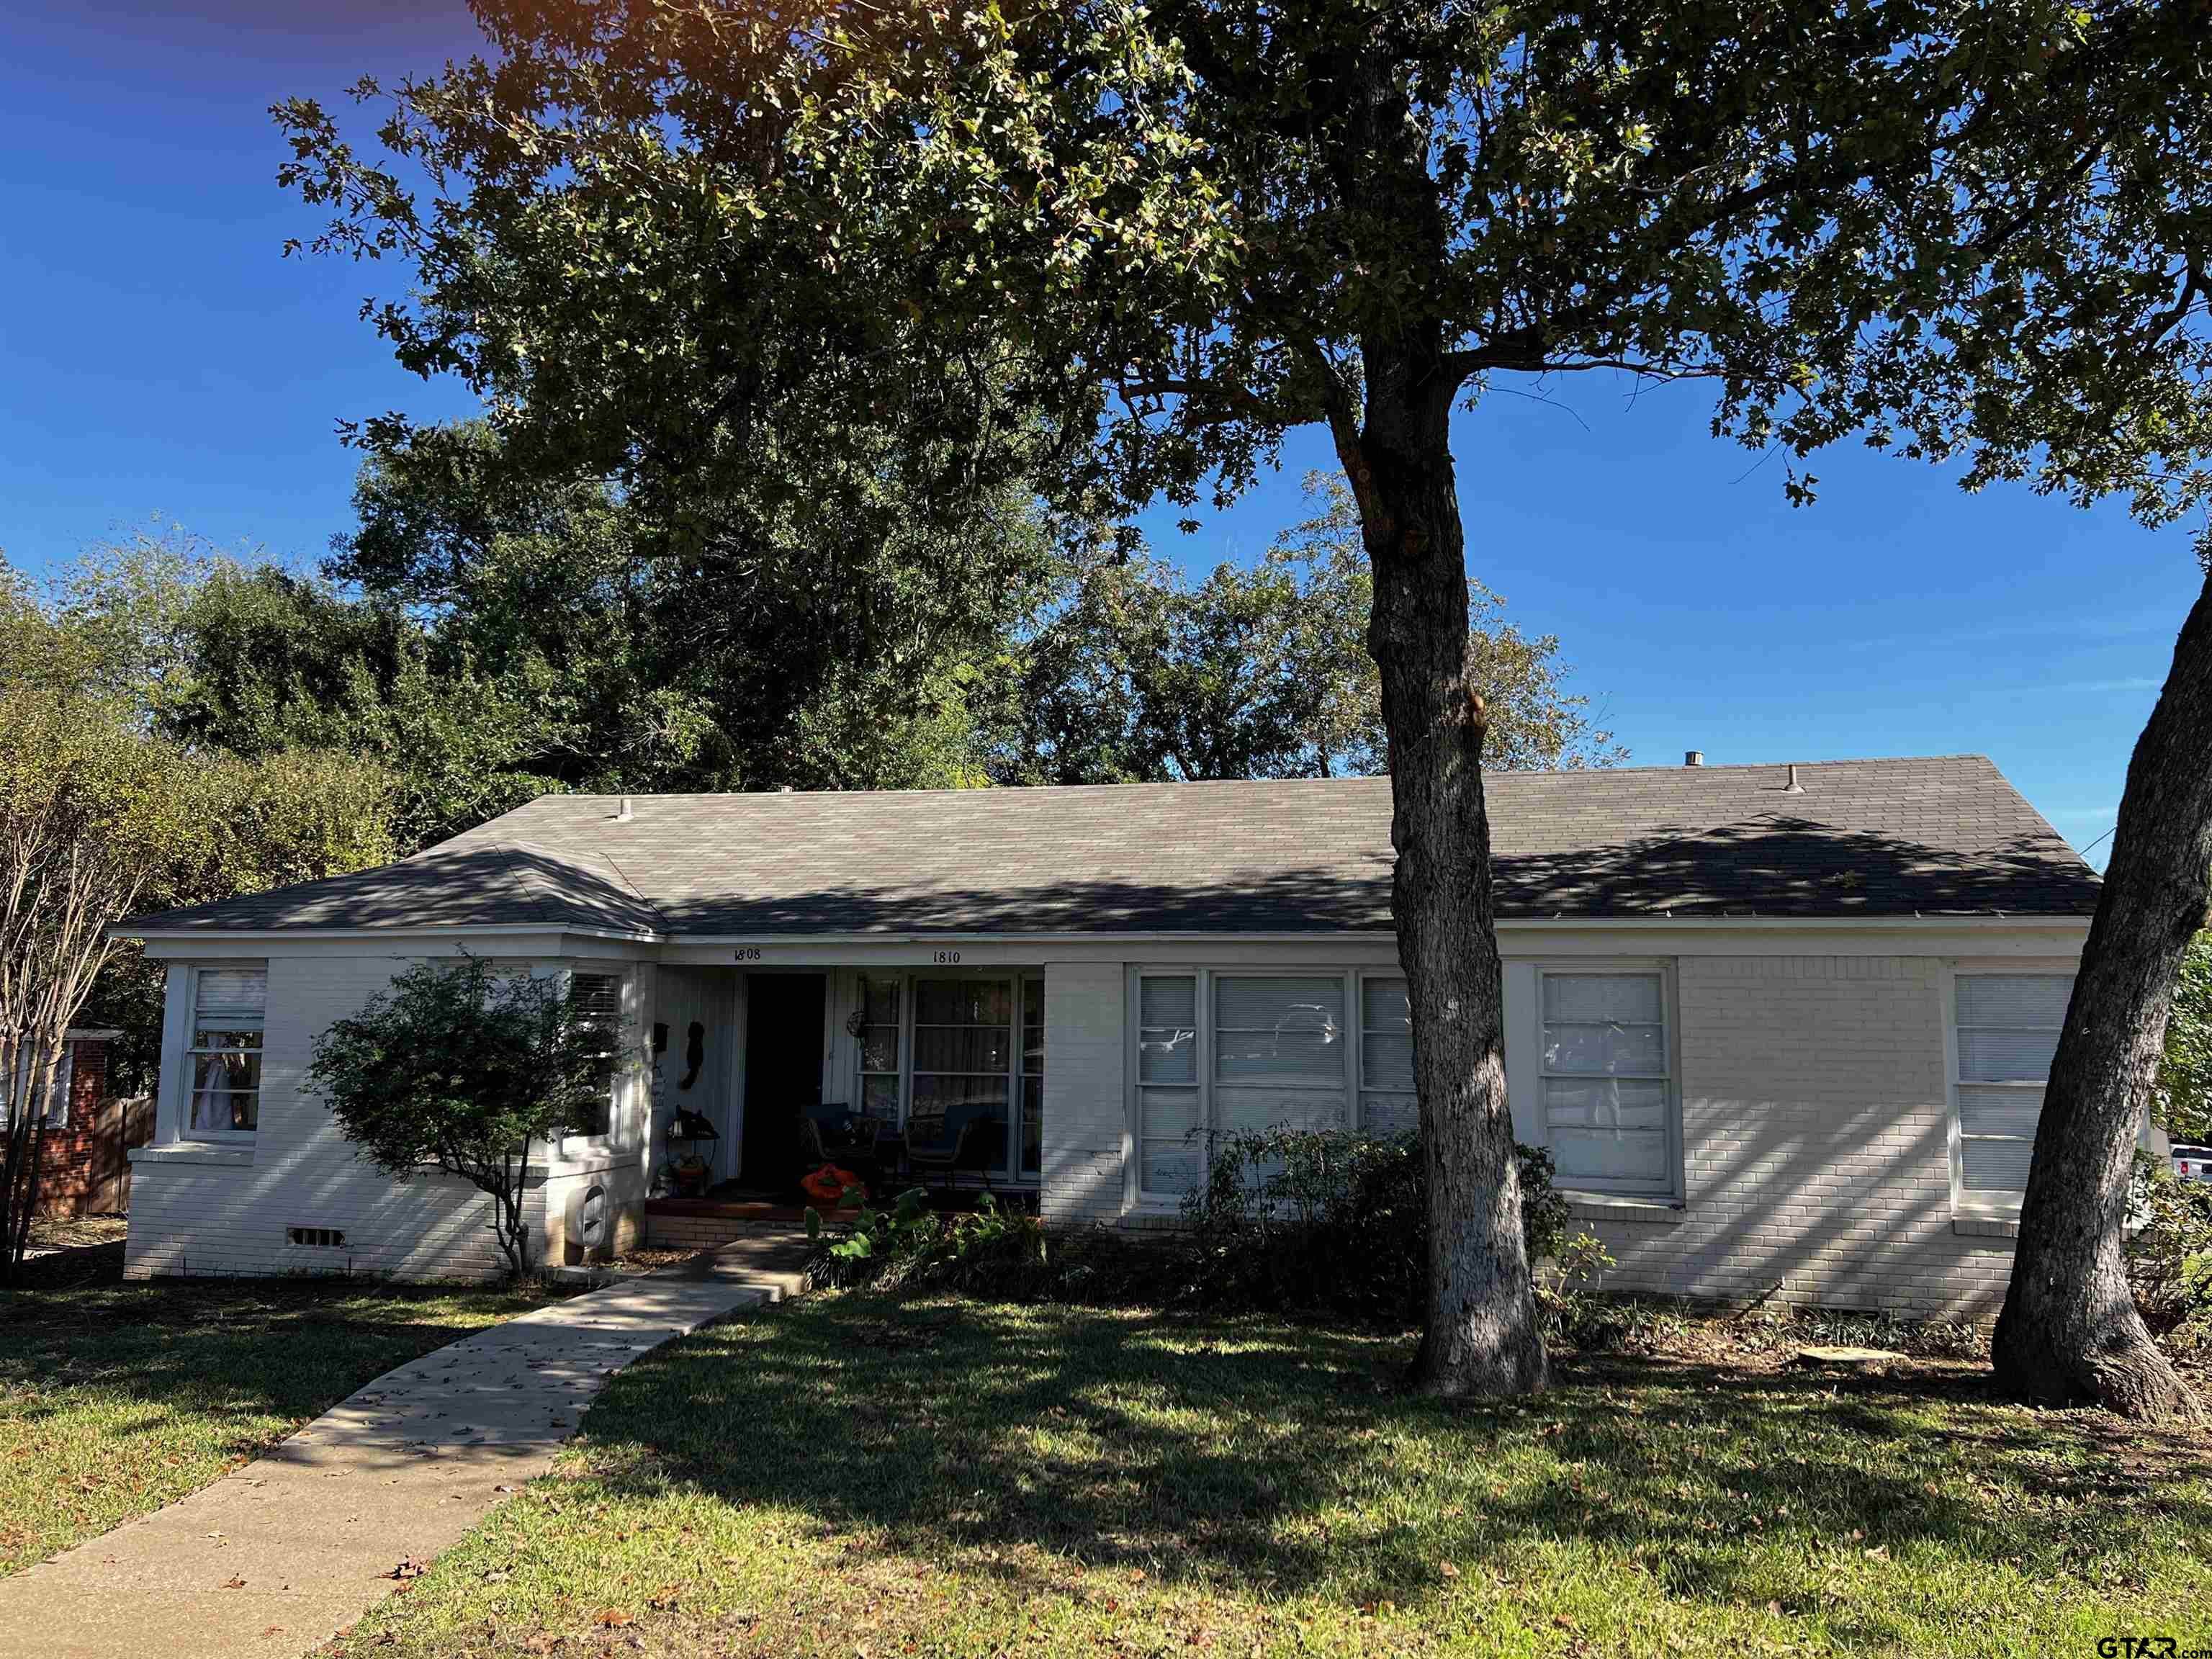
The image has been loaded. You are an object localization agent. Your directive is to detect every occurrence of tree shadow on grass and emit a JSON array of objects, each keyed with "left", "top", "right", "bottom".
[
  {"left": 574, "top": 1295, "right": 2212, "bottom": 1640},
  {"left": 0, "top": 1269, "right": 549, "bottom": 1439}
]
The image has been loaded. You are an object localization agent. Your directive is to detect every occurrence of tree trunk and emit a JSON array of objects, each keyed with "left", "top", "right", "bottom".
[
  {"left": 1991, "top": 567, "right": 2212, "bottom": 1423},
  {"left": 1336, "top": 338, "right": 1546, "bottom": 1399}
]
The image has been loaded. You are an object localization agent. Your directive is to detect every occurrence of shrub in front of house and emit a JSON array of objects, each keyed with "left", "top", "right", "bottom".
[
  {"left": 806, "top": 1187, "right": 1051, "bottom": 1295},
  {"left": 1174, "top": 1128, "right": 1603, "bottom": 1331},
  {"left": 2128, "top": 1151, "right": 2212, "bottom": 1349}
]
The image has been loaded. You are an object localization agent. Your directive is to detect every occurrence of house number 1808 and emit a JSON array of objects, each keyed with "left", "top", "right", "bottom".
[
  {"left": 732, "top": 947, "right": 763, "bottom": 962},
  {"left": 932, "top": 948, "right": 962, "bottom": 964}
]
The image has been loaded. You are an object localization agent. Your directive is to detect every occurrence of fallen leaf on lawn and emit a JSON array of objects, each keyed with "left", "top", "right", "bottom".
[
  {"left": 261, "top": 1627, "right": 284, "bottom": 1637},
  {"left": 1439, "top": 1562, "right": 1460, "bottom": 1579},
  {"left": 593, "top": 1609, "right": 633, "bottom": 1629},
  {"left": 387, "top": 1558, "right": 430, "bottom": 1581},
  {"left": 1863, "top": 1545, "right": 1889, "bottom": 1563},
  {"left": 221, "top": 1576, "right": 246, "bottom": 1590}
]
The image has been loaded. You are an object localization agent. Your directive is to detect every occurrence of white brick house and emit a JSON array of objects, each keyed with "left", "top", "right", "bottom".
[{"left": 118, "top": 756, "right": 2100, "bottom": 1315}]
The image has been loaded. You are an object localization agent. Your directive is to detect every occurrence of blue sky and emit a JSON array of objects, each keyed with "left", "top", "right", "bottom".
[{"left": 3, "top": 1, "right": 2198, "bottom": 866}]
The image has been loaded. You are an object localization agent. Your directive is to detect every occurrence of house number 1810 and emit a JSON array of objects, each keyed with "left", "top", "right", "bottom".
[{"left": 932, "top": 948, "right": 962, "bottom": 964}]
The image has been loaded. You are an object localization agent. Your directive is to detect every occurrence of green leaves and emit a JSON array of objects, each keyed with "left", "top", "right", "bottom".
[{"left": 307, "top": 956, "right": 616, "bottom": 1274}]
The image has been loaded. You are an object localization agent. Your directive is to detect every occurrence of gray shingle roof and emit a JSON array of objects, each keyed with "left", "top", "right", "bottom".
[{"left": 122, "top": 755, "right": 2100, "bottom": 936}]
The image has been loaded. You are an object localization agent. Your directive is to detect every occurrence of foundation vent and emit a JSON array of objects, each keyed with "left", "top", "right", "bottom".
[{"left": 288, "top": 1226, "right": 347, "bottom": 1249}]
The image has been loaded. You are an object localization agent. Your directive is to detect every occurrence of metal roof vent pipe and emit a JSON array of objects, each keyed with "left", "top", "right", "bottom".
[
  {"left": 1684, "top": 750, "right": 1704, "bottom": 767},
  {"left": 1783, "top": 764, "right": 1806, "bottom": 794},
  {"left": 616, "top": 795, "right": 634, "bottom": 822}
]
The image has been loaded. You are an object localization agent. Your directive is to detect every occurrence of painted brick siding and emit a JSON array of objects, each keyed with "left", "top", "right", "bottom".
[
  {"left": 1581, "top": 955, "right": 2013, "bottom": 1318},
  {"left": 1039, "top": 962, "right": 1127, "bottom": 1228},
  {"left": 124, "top": 956, "right": 552, "bottom": 1282}
]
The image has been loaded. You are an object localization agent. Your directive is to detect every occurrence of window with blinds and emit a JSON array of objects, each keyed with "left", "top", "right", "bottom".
[
  {"left": 1538, "top": 971, "right": 1673, "bottom": 1195},
  {"left": 1358, "top": 976, "right": 1416, "bottom": 1135},
  {"left": 569, "top": 970, "right": 624, "bottom": 1138},
  {"left": 187, "top": 966, "right": 266, "bottom": 1136},
  {"left": 1951, "top": 973, "right": 2072, "bottom": 1200}
]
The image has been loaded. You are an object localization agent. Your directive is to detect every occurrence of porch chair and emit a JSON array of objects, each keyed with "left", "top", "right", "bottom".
[
  {"left": 902, "top": 1102, "right": 999, "bottom": 1200},
  {"left": 796, "top": 1103, "right": 879, "bottom": 1179}
]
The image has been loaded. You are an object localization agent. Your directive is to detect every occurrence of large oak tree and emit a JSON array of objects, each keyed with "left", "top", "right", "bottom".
[{"left": 282, "top": 0, "right": 2210, "bottom": 1398}]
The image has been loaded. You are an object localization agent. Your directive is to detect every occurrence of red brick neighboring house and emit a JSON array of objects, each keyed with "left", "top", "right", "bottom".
[{"left": 18, "top": 1030, "right": 147, "bottom": 1218}]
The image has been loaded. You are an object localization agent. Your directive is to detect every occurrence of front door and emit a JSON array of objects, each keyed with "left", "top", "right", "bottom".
[{"left": 742, "top": 974, "right": 825, "bottom": 1187}]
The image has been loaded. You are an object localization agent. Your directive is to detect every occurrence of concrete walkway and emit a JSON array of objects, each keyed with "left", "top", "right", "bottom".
[{"left": 0, "top": 1244, "right": 803, "bottom": 1659}]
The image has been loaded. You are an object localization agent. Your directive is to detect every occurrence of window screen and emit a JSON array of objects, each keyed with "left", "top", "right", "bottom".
[
  {"left": 1136, "top": 975, "right": 1202, "bottom": 1196},
  {"left": 1539, "top": 972, "right": 1672, "bottom": 1195},
  {"left": 188, "top": 966, "right": 266, "bottom": 1135},
  {"left": 1213, "top": 976, "right": 1349, "bottom": 1142},
  {"left": 1359, "top": 976, "right": 1416, "bottom": 1136},
  {"left": 1953, "top": 974, "right": 2072, "bottom": 1196}
]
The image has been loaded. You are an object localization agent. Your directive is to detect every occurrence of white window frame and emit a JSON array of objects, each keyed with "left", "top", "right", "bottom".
[
  {"left": 1942, "top": 961, "right": 2075, "bottom": 1218},
  {"left": 2, "top": 1045, "right": 71, "bottom": 1132},
  {"left": 846, "top": 966, "right": 1043, "bottom": 1183},
  {"left": 1534, "top": 961, "right": 1683, "bottom": 1202},
  {"left": 1125, "top": 966, "right": 1362, "bottom": 1210},
  {"left": 559, "top": 963, "right": 630, "bottom": 1151},
  {"left": 178, "top": 961, "right": 268, "bottom": 1143},
  {"left": 1352, "top": 970, "right": 1414, "bottom": 1136}
]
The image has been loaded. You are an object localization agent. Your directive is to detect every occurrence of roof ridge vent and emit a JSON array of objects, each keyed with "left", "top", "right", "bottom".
[{"left": 1783, "top": 764, "right": 1806, "bottom": 794}]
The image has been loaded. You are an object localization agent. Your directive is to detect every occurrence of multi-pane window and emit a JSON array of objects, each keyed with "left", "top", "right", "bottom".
[
  {"left": 856, "top": 976, "right": 904, "bottom": 1125},
  {"left": 909, "top": 979, "right": 1012, "bottom": 1153},
  {"left": 1133, "top": 971, "right": 1360, "bottom": 1201},
  {"left": 187, "top": 967, "right": 266, "bottom": 1136},
  {"left": 1136, "top": 974, "right": 1202, "bottom": 1197},
  {"left": 2, "top": 1046, "right": 71, "bottom": 1130},
  {"left": 1951, "top": 973, "right": 2073, "bottom": 1200},
  {"left": 568, "top": 971, "right": 623, "bottom": 1138},
  {"left": 1358, "top": 976, "right": 1416, "bottom": 1135},
  {"left": 1020, "top": 975, "right": 1044, "bottom": 1177},
  {"left": 1538, "top": 972, "right": 1673, "bottom": 1195}
]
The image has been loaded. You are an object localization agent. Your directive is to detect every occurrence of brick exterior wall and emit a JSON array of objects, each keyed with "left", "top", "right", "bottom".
[
  {"left": 31, "top": 1038, "right": 130, "bottom": 1218},
  {"left": 125, "top": 955, "right": 646, "bottom": 1282},
  {"left": 1038, "top": 961, "right": 1128, "bottom": 1230},
  {"left": 125, "top": 943, "right": 2054, "bottom": 1312},
  {"left": 1577, "top": 954, "right": 2015, "bottom": 1317}
]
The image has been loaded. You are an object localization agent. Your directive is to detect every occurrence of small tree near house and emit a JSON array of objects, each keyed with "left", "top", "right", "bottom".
[{"left": 307, "top": 956, "right": 616, "bottom": 1278}]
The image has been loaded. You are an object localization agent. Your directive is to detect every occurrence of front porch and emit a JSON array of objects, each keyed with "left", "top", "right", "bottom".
[
  {"left": 645, "top": 964, "right": 1047, "bottom": 1217},
  {"left": 642, "top": 1182, "right": 1040, "bottom": 1253}
]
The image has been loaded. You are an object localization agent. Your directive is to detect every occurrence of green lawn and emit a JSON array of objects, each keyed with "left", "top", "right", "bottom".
[
  {"left": 328, "top": 1292, "right": 2212, "bottom": 1658},
  {"left": 0, "top": 1246, "right": 562, "bottom": 1576}
]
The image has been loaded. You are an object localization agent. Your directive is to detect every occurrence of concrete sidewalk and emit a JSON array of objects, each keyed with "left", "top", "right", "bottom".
[{"left": 0, "top": 1257, "right": 788, "bottom": 1659}]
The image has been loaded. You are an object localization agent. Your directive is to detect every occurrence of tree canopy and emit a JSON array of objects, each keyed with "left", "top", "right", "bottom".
[{"left": 1007, "top": 475, "right": 1621, "bottom": 783}]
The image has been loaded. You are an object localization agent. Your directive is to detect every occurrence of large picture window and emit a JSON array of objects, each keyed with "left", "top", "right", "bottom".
[
  {"left": 909, "top": 978, "right": 1013, "bottom": 1148},
  {"left": 186, "top": 967, "right": 266, "bottom": 1136},
  {"left": 1538, "top": 971, "right": 1674, "bottom": 1196},
  {"left": 1951, "top": 972, "right": 2072, "bottom": 1202},
  {"left": 1130, "top": 970, "right": 1360, "bottom": 1202},
  {"left": 846, "top": 973, "right": 1043, "bottom": 1180}
]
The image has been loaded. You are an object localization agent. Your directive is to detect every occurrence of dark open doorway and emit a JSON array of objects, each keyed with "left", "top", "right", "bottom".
[{"left": 741, "top": 974, "right": 825, "bottom": 1188}]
